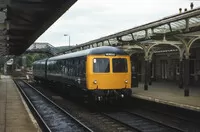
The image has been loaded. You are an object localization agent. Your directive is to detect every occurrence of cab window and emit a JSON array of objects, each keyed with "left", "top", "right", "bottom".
[
  {"left": 112, "top": 58, "right": 127, "bottom": 72},
  {"left": 93, "top": 58, "right": 110, "bottom": 73}
]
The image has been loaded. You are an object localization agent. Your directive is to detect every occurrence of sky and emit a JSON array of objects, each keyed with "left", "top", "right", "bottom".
[{"left": 35, "top": 0, "right": 200, "bottom": 47}]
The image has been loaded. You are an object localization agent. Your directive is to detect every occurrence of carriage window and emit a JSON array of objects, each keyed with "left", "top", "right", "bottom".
[
  {"left": 93, "top": 58, "right": 110, "bottom": 73},
  {"left": 112, "top": 58, "right": 128, "bottom": 72}
]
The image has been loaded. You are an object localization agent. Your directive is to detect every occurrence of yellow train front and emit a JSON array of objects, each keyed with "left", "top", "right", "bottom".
[
  {"left": 33, "top": 46, "right": 132, "bottom": 102},
  {"left": 86, "top": 48, "right": 132, "bottom": 101}
]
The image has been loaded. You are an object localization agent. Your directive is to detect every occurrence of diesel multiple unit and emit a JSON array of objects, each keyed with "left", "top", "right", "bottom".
[{"left": 33, "top": 46, "right": 132, "bottom": 101}]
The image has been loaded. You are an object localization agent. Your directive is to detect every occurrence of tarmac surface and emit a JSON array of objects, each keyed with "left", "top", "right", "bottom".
[
  {"left": 0, "top": 75, "right": 40, "bottom": 132},
  {"left": 132, "top": 82, "right": 200, "bottom": 111}
]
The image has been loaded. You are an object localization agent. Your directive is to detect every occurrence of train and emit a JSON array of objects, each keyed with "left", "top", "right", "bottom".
[{"left": 33, "top": 46, "right": 132, "bottom": 101}]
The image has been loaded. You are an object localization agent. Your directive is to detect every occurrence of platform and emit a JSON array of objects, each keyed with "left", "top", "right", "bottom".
[
  {"left": 132, "top": 82, "right": 200, "bottom": 112},
  {"left": 0, "top": 75, "right": 39, "bottom": 132}
]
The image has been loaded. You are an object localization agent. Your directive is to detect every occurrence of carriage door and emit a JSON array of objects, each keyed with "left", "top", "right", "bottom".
[{"left": 161, "top": 60, "right": 168, "bottom": 79}]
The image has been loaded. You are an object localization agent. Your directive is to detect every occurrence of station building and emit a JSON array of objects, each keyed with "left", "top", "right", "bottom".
[{"left": 132, "top": 43, "right": 200, "bottom": 87}]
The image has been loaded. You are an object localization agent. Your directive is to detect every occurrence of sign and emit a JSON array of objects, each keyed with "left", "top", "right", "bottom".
[{"left": 105, "top": 53, "right": 116, "bottom": 56}]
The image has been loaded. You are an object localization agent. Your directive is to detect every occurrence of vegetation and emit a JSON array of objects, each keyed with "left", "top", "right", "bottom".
[
  {"left": 25, "top": 46, "right": 72, "bottom": 68},
  {"left": 55, "top": 46, "right": 71, "bottom": 53},
  {"left": 0, "top": 46, "right": 74, "bottom": 70},
  {"left": 26, "top": 53, "right": 49, "bottom": 68}
]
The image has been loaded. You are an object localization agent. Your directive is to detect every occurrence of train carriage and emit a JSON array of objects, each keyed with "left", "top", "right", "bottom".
[
  {"left": 33, "top": 59, "right": 47, "bottom": 81},
  {"left": 33, "top": 46, "right": 132, "bottom": 101}
]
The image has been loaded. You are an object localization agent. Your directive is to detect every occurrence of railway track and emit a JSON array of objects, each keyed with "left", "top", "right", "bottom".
[
  {"left": 102, "top": 110, "right": 183, "bottom": 132},
  {"left": 18, "top": 80, "right": 200, "bottom": 132},
  {"left": 130, "top": 97, "right": 200, "bottom": 132},
  {"left": 88, "top": 112, "right": 137, "bottom": 132},
  {"left": 28, "top": 81, "right": 139, "bottom": 132},
  {"left": 14, "top": 79, "right": 93, "bottom": 132}
]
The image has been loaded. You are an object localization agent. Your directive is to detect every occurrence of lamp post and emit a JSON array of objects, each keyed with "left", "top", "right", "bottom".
[{"left": 64, "top": 34, "right": 70, "bottom": 47}]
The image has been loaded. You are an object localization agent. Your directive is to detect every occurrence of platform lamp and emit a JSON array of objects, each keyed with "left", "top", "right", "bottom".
[{"left": 64, "top": 34, "right": 70, "bottom": 47}]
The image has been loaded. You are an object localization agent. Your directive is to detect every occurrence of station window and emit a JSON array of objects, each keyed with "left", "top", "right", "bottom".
[
  {"left": 112, "top": 58, "right": 128, "bottom": 72},
  {"left": 93, "top": 58, "right": 110, "bottom": 73}
]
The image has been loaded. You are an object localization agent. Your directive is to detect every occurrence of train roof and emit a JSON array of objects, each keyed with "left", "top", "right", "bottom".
[{"left": 48, "top": 46, "right": 128, "bottom": 61}]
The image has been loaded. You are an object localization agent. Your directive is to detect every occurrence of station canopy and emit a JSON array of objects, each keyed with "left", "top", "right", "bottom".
[
  {"left": 0, "top": 0, "right": 77, "bottom": 56},
  {"left": 62, "top": 7, "right": 200, "bottom": 55}
]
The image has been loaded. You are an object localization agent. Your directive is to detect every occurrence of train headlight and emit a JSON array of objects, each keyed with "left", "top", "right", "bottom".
[
  {"left": 93, "top": 80, "right": 97, "bottom": 84},
  {"left": 125, "top": 80, "right": 128, "bottom": 84},
  {"left": 77, "top": 78, "right": 81, "bottom": 84}
]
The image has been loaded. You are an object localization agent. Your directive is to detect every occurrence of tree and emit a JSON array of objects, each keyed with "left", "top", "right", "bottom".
[{"left": 26, "top": 54, "right": 33, "bottom": 67}]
